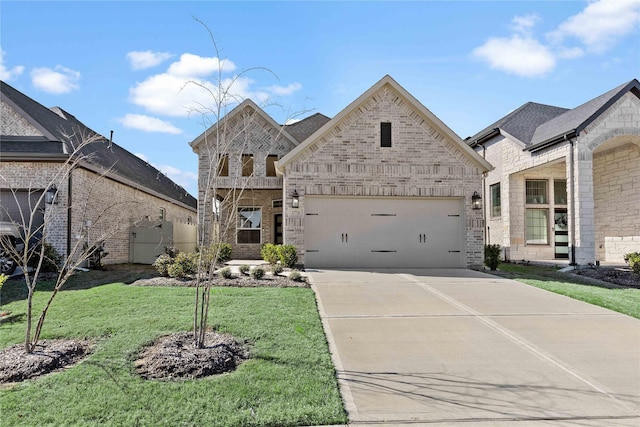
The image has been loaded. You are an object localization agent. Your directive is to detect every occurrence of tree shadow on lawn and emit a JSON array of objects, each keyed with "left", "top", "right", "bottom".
[{"left": 0, "top": 264, "right": 159, "bottom": 305}]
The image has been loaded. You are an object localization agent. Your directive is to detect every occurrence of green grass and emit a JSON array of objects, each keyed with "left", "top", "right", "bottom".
[
  {"left": 495, "top": 263, "right": 640, "bottom": 319},
  {"left": 0, "top": 272, "right": 347, "bottom": 426}
]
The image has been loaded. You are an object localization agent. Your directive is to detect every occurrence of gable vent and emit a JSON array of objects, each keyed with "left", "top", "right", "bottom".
[{"left": 380, "top": 122, "right": 392, "bottom": 147}]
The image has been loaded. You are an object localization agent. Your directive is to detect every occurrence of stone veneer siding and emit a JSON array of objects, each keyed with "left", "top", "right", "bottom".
[
  {"left": 1, "top": 161, "right": 196, "bottom": 264},
  {"left": 282, "top": 84, "right": 485, "bottom": 268}
]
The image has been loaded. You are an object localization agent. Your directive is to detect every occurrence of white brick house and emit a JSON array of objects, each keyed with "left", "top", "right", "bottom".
[
  {"left": 192, "top": 75, "right": 492, "bottom": 268},
  {"left": 467, "top": 79, "right": 640, "bottom": 265},
  {"left": 1, "top": 81, "right": 198, "bottom": 264}
]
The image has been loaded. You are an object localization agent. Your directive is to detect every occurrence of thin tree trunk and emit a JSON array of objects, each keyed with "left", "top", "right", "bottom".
[{"left": 25, "top": 288, "right": 34, "bottom": 353}]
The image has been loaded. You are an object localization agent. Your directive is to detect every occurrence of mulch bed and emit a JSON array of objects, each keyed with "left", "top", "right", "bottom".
[
  {"left": 0, "top": 339, "right": 92, "bottom": 384},
  {"left": 134, "top": 332, "right": 249, "bottom": 381},
  {"left": 572, "top": 266, "right": 639, "bottom": 288},
  {"left": 131, "top": 274, "right": 309, "bottom": 288}
]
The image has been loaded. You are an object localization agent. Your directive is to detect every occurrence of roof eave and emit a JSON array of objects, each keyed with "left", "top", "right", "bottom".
[{"left": 525, "top": 130, "right": 576, "bottom": 153}]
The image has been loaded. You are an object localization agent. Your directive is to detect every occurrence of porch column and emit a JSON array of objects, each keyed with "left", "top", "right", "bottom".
[{"left": 569, "top": 144, "right": 596, "bottom": 265}]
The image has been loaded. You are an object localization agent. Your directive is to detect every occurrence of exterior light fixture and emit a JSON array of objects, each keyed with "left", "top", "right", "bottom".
[
  {"left": 45, "top": 184, "right": 58, "bottom": 205},
  {"left": 291, "top": 190, "right": 300, "bottom": 209},
  {"left": 471, "top": 191, "right": 482, "bottom": 210}
]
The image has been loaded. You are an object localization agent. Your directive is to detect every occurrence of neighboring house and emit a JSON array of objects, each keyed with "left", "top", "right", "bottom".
[
  {"left": 1, "top": 81, "right": 198, "bottom": 265},
  {"left": 192, "top": 75, "right": 492, "bottom": 268},
  {"left": 467, "top": 79, "right": 640, "bottom": 265}
]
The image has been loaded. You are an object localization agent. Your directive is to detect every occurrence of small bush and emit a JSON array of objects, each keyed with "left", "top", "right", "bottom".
[
  {"left": 167, "top": 252, "right": 198, "bottom": 278},
  {"left": 219, "top": 267, "right": 233, "bottom": 279},
  {"left": 251, "top": 266, "right": 265, "bottom": 280},
  {"left": 625, "top": 252, "right": 640, "bottom": 275},
  {"left": 239, "top": 264, "right": 250, "bottom": 275},
  {"left": 164, "top": 246, "right": 180, "bottom": 258},
  {"left": 278, "top": 245, "right": 298, "bottom": 269},
  {"left": 153, "top": 254, "right": 173, "bottom": 276},
  {"left": 28, "top": 242, "right": 62, "bottom": 273},
  {"left": 213, "top": 242, "right": 232, "bottom": 264},
  {"left": 271, "top": 264, "right": 284, "bottom": 276},
  {"left": 484, "top": 244, "right": 501, "bottom": 271},
  {"left": 288, "top": 270, "right": 303, "bottom": 282},
  {"left": 261, "top": 243, "right": 280, "bottom": 265}
]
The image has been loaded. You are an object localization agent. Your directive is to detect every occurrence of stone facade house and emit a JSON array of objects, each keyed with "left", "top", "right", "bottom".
[
  {"left": 466, "top": 79, "right": 640, "bottom": 265},
  {"left": 193, "top": 75, "right": 492, "bottom": 268},
  {"left": 1, "top": 81, "right": 198, "bottom": 265}
]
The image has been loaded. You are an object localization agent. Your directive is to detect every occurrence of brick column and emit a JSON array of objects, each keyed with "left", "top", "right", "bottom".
[{"left": 570, "top": 147, "right": 596, "bottom": 265}]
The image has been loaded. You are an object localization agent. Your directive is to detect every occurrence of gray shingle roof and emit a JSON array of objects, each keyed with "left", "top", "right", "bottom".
[
  {"left": 467, "top": 102, "right": 568, "bottom": 146},
  {"left": 284, "top": 112, "right": 331, "bottom": 143},
  {"left": 530, "top": 79, "right": 640, "bottom": 147},
  {"left": 1, "top": 81, "right": 197, "bottom": 209}
]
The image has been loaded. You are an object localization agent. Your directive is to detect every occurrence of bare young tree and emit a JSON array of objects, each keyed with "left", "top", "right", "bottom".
[
  {"left": 187, "top": 19, "right": 310, "bottom": 349},
  {"left": 0, "top": 129, "right": 139, "bottom": 353}
]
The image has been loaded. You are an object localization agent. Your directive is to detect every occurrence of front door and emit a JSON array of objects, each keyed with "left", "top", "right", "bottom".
[
  {"left": 274, "top": 214, "right": 283, "bottom": 244},
  {"left": 554, "top": 209, "right": 569, "bottom": 259}
]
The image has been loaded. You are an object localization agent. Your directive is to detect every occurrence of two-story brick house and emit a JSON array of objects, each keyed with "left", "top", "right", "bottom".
[
  {"left": 1, "top": 81, "right": 198, "bottom": 265},
  {"left": 467, "top": 79, "right": 640, "bottom": 265},
  {"left": 192, "top": 75, "right": 492, "bottom": 268}
]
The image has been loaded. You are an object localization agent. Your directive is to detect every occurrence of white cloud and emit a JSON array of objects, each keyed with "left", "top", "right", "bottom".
[
  {"left": 548, "top": 0, "right": 640, "bottom": 53},
  {"left": 31, "top": 65, "right": 80, "bottom": 94},
  {"left": 129, "top": 52, "right": 299, "bottom": 117},
  {"left": 473, "top": 35, "right": 556, "bottom": 77},
  {"left": 267, "top": 82, "right": 302, "bottom": 96},
  {"left": 510, "top": 14, "right": 540, "bottom": 36},
  {"left": 556, "top": 46, "right": 584, "bottom": 60},
  {"left": 167, "top": 53, "right": 235, "bottom": 77},
  {"left": 132, "top": 153, "right": 197, "bottom": 192},
  {"left": 134, "top": 152, "right": 149, "bottom": 162},
  {"left": 119, "top": 114, "right": 183, "bottom": 134},
  {"left": 126, "top": 51, "right": 173, "bottom": 70},
  {"left": 0, "top": 49, "right": 24, "bottom": 81}
]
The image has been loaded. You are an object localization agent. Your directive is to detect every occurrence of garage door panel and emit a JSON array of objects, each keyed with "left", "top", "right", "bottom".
[{"left": 304, "top": 197, "right": 464, "bottom": 269}]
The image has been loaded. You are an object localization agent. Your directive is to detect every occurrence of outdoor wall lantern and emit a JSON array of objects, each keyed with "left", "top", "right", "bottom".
[
  {"left": 471, "top": 191, "right": 482, "bottom": 210},
  {"left": 291, "top": 190, "right": 300, "bottom": 209},
  {"left": 45, "top": 184, "right": 58, "bottom": 205}
]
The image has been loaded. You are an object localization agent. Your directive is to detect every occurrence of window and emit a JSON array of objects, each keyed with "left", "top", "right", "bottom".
[
  {"left": 526, "top": 209, "right": 548, "bottom": 244},
  {"left": 272, "top": 199, "right": 283, "bottom": 208},
  {"left": 159, "top": 208, "right": 166, "bottom": 220},
  {"left": 266, "top": 155, "right": 278, "bottom": 177},
  {"left": 217, "top": 154, "right": 229, "bottom": 176},
  {"left": 490, "top": 183, "right": 501, "bottom": 217},
  {"left": 237, "top": 207, "right": 261, "bottom": 244},
  {"left": 241, "top": 154, "right": 253, "bottom": 177},
  {"left": 380, "top": 122, "right": 392, "bottom": 147},
  {"left": 526, "top": 180, "right": 547, "bottom": 204},
  {"left": 554, "top": 179, "right": 567, "bottom": 205}
]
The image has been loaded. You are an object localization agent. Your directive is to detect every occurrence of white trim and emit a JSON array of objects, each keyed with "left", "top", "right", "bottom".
[{"left": 236, "top": 206, "right": 262, "bottom": 245}]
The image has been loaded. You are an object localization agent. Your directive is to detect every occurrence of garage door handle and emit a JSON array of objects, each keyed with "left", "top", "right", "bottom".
[
  {"left": 345, "top": 233, "right": 348, "bottom": 243},
  {"left": 419, "top": 234, "right": 426, "bottom": 243}
]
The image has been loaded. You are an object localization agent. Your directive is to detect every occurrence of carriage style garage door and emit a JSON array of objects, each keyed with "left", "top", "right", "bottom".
[{"left": 304, "top": 197, "right": 465, "bottom": 268}]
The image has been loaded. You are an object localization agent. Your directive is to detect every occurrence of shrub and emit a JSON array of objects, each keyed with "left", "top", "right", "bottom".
[
  {"left": 219, "top": 267, "right": 233, "bottom": 279},
  {"left": 153, "top": 254, "right": 173, "bottom": 276},
  {"left": 625, "top": 252, "right": 640, "bottom": 275},
  {"left": 278, "top": 245, "right": 298, "bottom": 269},
  {"left": 288, "top": 270, "right": 303, "bottom": 282},
  {"left": 239, "top": 264, "right": 250, "bottom": 275},
  {"left": 164, "top": 246, "right": 180, "bottom": 258},
  {"left": 28, "top": 242, "right": 62, "bottom": 273},
  {"left": 167, "top": 252, "right": 198, "bottom": 278},
  {"left": 261, "top": 243, "right": 280, "bottom": 265},
  {"left": 213, "top": 242, "right": 232, "bottom": 264},
  {"left": 251, "top": 266, "right": 265, "bottom": 280},
  {"left": 271, "top": 264, "right": 284, "bottom": 276},
  {"left": 484, "top": 244, "right": 501, "bottom": 271}
]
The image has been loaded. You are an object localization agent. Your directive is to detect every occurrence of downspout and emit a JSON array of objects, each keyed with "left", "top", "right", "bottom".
[
  {"left": 482, "top": 145, "right": 488, "bottom": 245},
  {"left": 66, "top": 168, "right": 73, "bottom": 259},
  {"left": 568, "top": 136, "right": 576, "bottom": 266}
]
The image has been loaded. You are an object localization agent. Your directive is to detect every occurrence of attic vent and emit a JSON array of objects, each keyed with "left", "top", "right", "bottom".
[{"left": 380, "top": 122, "right": 392, "bottom": 147}]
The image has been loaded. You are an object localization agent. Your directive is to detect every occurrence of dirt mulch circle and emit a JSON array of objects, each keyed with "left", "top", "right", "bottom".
[
  {"left": 134, "top": 332, "right": 249, "bottom": 381},
  {"left": 0, "top": 339, "right": 92, "bottom": 384},
  {"left": 132, "top": 274, "right": 309, "bottom": 288}
]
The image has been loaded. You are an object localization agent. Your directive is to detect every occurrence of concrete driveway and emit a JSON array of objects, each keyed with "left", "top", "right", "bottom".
[{"left": 308, "top": 269, "right": 640, "bottom": 426}]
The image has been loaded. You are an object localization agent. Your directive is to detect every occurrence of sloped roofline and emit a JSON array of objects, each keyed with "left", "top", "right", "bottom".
[
  {"left": 277, "top": 75, "right": 492, "bottom": 172},
  {"left": 1, "top": 83, "right": 60, "bottom": 144},
  {"left": 527, "top": 79, "right": 640, "bottom": 152},
  {"left": 189, "top": 98, "right": 299, "bottom": 152}
]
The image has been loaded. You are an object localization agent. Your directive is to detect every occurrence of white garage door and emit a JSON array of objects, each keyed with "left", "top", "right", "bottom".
[{"left": 304, "top": 197, "right": 465, "bottom": 268}]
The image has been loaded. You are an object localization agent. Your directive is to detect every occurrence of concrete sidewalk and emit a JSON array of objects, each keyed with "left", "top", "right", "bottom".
[{"left": 309, "top": 269, "right": 640, "bottom": 426}]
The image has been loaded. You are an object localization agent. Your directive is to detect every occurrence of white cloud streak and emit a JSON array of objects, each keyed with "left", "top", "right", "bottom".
[
  {"left": 134, "top": 152, "right": 197, "bottom": 191},
  {"left": 0, "top": 49, "right": 24, "bottom": 81},
  {"left": 126, "top": 51, "right": 173, "bottom": 70},
  {"left": 473, "top": 35, "right": 556, "bottom": 77},
  {"left": 119, "top": 114, "right": 183, "bottom": 134},
  {"left": 267, "top": 82, "right": 302, "bottom": 96},
  {"left": 31, "top": 65, "right": 80, "bottom": 94}
]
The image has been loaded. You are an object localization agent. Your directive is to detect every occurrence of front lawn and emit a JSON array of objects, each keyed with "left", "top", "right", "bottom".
[
  {"left": 494, "top": 263, "right": 640, "bottom": 319},
  {"left": 0, "top": 272, "right": 347, "bottom": 426}
]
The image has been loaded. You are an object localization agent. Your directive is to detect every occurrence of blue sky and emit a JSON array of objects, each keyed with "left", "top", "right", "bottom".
[{"left": 2, "top": 1, "right": 639, "bottom": 196}]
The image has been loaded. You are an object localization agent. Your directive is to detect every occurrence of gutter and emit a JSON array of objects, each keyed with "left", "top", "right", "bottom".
[
  {"left": 525, "top": 130, "right": 577, "bottom": 153},
  {"left": 568, "top": 136, "right": 576, "bottom": 266},
  {"left": 467, "top": 128, "right": 500, "bottom": 148}
]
